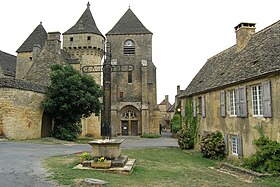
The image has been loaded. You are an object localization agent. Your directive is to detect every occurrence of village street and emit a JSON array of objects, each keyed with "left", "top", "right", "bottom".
[{"left": 0, "top": 133, "right": 178, "bottom": 187}]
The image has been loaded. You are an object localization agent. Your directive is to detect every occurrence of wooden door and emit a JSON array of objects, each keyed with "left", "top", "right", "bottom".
[
  {"left": 122, "top": 121, "right": 129, "bottom": 136},
  {"left": 131, "top": 121, "right": 138, "bottom": 136}
]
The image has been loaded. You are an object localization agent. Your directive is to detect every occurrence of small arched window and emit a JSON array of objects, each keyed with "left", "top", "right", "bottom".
[{"left": 123, "top": 39, "right": 135, "bottom": 55}]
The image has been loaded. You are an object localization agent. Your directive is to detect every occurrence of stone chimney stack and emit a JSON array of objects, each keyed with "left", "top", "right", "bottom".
[
  {"left": 47, "top": 32, "right": 61, "bottom": 53},
  {"left": 235, "top": 22, "right": 256, "bottom": 52},
  {"left": 32, "top": 44, "right": 41, "bottom": 61},
  {"left": 165, "top": 95, "right": 169, "bottom": 102}
]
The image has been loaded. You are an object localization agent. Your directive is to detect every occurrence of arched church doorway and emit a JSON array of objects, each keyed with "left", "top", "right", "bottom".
[
  {"left": 121, "top": 107, "right": 140, "bottom": 136},
  {"left": 41, "top": 111, "right": 53, "bottom": 137}
]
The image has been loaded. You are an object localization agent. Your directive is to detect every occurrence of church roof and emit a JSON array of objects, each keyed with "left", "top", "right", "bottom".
[
  {"left": 106, "top": 8, "right": 152, "bottom": 35},
  {"left": 63, "top": 3, "right": 104, "bottom": 38},
  {"left": 0, "top": 50, "right": 16, "bottom": 77},
  {"left": 181, "top": 20, "right": 280, "bottom": 97},
  {"left": 16, "top": 23, "right": 47, "bottom": 53}
]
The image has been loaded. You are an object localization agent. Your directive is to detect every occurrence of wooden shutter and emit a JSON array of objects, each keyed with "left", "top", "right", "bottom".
[
  {"left": 202, "top": 95, "right": 206, "bottom": 118},
  {"left": 262, "top": 80, "right": 272, "bottom": 117},
  {"left": 220, "top": 91, "right": 226, "bottom": 117},
  {"left": 193, "top": 97, "right": 197, "bottom": 117},
  {"left": 237, "top": 136, "right": 243, "bottom": 157},
  {"left": 239, "top": 86, "right": 247, "bottom": 117},
  {"left": 236, "top": 88, "right": 241, "bottom": 117},
  {"left": 224, "top": 134, "right": 228, "bottom": 154}
]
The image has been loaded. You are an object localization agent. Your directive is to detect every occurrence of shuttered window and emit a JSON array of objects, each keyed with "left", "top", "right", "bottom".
[
  {"left": 220, "top": 91, "right": 226, "bottom": 117},
  {"left": 251, "top": 85, "right": 263, "bottom": 116},
  {"left": 193, "top": 97, "right": 197, "bottom": 117},
  {"left": 236, "top": 87, "right": 247, "bottom": 117},
  {"left": 231, "top": 136, "right": 238, "bottom": 155},
  {"left": 262, "top": 80, "right": 272, "bottom": 117},
  {"left": 201, "top": 95, "right": 206, "bottom": 118},
  {"left": 239, "top": 86, "right": 247, "bottom": 117}
]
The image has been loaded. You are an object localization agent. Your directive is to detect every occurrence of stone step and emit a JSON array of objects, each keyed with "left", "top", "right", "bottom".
[{"left": 111, "top": 155, "right": 128, "bottom": 167}]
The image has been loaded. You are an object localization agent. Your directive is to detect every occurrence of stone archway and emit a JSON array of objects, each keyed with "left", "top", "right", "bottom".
[
  {"left": 41, "top": 111, "right": 53, "bottom": 137},
  {"left": 120, "top": 106, "right": 140, "bottom": 136}
]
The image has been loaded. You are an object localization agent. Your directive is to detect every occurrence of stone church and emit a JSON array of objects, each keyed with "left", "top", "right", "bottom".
[{"left": 0, "top": 3, "right": 159, "bottom": 139}]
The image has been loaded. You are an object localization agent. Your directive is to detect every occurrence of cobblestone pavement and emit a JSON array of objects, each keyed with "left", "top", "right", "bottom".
[{"left": 0, "top": 132, "right": 178, "bottom": 187}]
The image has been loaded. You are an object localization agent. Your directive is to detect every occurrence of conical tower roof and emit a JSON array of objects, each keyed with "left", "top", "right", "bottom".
[
  {"left": 63, "top": 2, "right": 103, "bottom": 37},
  {"left": 16, "top": 22, "right": 47, "bottom": 53},
  {"left": 106, "top": 8, "right": 152, "bottom": 35}
]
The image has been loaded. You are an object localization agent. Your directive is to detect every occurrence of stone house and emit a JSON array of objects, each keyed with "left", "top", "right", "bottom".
[
  {"left": 158, "top": 95, "right": 173, "bottom": 131},
  {"left": 0, "top": 3, "right": 158, "bottom": 139},
  {"left": 179, "top": 21, "right": 280, "bottom": 158}
]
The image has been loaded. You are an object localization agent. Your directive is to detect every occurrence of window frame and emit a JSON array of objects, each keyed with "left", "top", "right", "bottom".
[
  {"left": 229, "top": 90, "right": 237, "bottom": 116},
  {"left": 251, "top": 84, "right": 263, "bottom": 116},
  {"left": 231, "top": 136, "right": 238, "bottom": 155}
]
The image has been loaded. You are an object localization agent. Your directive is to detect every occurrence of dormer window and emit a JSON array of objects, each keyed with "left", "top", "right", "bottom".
[{"left": 123, "top": 39, "right": 135, "bottom": 55}]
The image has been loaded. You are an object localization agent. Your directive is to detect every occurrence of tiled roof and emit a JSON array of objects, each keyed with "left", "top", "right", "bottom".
[
  {"left": 16, "top": 23, "right": 47, "bottom": 53},
  {"left": 0, "top": 50, "right": 16, "bottom": 77},
  {"left": 181, "top": 20, "right": 280, "bottom": 97},
  {"left": 0, "top": 78, "right": 47, "bottom": 93},
  {"left": 63, "top": 4, "right": 104, "bottom": 37},
  {"left": 106, "top": 8, "right": 152, "bottom": 35},
  {"left": 61, "top": 50, "right": 79, "bottom": 64}
]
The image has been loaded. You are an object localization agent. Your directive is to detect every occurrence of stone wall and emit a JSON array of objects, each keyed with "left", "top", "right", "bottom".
[{"left": 0, "top": 86, "right": 45, "bottom": 139}]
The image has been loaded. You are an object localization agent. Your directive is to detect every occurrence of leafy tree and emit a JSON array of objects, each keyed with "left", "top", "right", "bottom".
[
  {"left": 171, "top": 114, "right": 181, "bottom": 133},
  {"left": 42, "top": 64, "right": 103, "bottom": 140}
]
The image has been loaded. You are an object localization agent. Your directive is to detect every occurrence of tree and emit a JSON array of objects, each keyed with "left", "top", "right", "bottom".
[{"left": 42, "top": 64, "right": 103, "bottom": 140}]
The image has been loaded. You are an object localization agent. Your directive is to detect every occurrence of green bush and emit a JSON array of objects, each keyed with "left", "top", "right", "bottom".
[
  {"left": 51, "top": 123, "right": 82, "bottom": 141},
  {"left": 243, "top": 137, "right": 280, "bottom": 174},
  {"left": 171, "top": 114, "right": 181, "bottom": 133},
  {"left": 178, "top": 128, "right": 194, "bottom": 149},
  {"left": 200, "top": 131, "right": 225, "bottom": 160}
]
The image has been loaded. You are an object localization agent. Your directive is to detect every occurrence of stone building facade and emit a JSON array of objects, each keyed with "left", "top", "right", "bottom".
[
  {"left": 106, "top": 8, "right": 159, "bottom": 136},
  {"left": 0, "top": 3, "right": 158, "bottom": 139},
  {"left": 180, "top": 21, "right": 280, "bottom": 158}
]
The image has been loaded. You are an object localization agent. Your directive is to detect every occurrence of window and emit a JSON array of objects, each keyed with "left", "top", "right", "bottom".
[
  {"left": 123, "top": 40, "right": 135, "bottom": 55},
  {"left": 70, "top": 37, "right": 73, "bottom": 42},
  {"left": 87, "top": 36, "right": 91, "bottom": 41},
  {"left": 119, "top": 91, "right": 124, "bottom": 101},
  {"left": 251, "top": 85, "right": 263, "bottom": 116},
  {"left": 229, "top": 90, "right": 237, "bottom": 116},
  {"left": 231, "top": 136, "right": 238, "bottom": 155},
  {"left": 128, "top": 71, "right": 132, "bottom": 83}
]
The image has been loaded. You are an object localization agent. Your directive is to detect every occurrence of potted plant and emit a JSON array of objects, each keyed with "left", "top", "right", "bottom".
[
  {"left": 91, "top": 156, "right": 111, "bottom": 168},
  {"left": 79, "top": 152, "right": 92, "bottom": 167}
]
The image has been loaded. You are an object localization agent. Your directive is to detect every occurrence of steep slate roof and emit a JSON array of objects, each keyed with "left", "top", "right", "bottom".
[
  {"left": 63, "top": 3, "right": 104, "bottom": 38},
  {"left": 0, "top": 50, "right": 16, "bottom": 77},
  {"left": 106, "top": 8, "right": 152, "bottom": 35},
  {"left": 16, "top": 23, "right": 47, "bottom": 53},
  {"left": 181, "top": 20, "right": 280, "bottom": 97}
]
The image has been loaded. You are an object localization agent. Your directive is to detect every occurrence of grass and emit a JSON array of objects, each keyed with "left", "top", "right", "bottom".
[{"left": 43, "top": 148, "right": 280, "bottom": 187}]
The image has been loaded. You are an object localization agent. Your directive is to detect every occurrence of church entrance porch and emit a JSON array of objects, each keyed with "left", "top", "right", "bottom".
[{"left": 120, "top": 106, "right": 140, "bottom": 136}]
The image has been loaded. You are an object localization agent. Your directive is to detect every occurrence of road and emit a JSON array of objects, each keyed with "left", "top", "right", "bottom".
[{"left": 0, "top": 133, "right": 178, "bottom": 187}]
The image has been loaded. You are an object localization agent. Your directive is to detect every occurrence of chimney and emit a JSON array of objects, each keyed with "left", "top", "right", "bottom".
[
  {"left": 47, "top": 32, "right": 61, "bottom": 53},
  {"left": 165, "top": 95, "right": 169, "bottom": 102},
  {"left": 235, "top": 22, "right": 256, "bottom": 52},
  {"left": 32, "top": 44, "right": 41, "bottom": 61},
  {"left": 177, "top": 85, "right": 181, "bottom": 95}
]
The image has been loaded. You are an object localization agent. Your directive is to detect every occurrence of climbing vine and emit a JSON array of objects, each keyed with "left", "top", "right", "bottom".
[{"left": 178, "top": 97, "right": 199, "bottom": 149}]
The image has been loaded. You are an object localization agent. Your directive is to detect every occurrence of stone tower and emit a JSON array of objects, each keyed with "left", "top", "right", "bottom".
[
  {"left": 63, "top": 3, "right": 105, "bottom": 137},
  {"left": 62, "top": 2, "right": 104, "bottom": 85},
  {"left": 106, "top": 8, "right": 159, "bottom": 136},
  {"left": 16, "top": 22, "right": 47, "bottom": 79}
]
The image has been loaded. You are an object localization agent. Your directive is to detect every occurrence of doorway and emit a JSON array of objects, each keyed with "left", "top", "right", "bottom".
[
  {"left": 41, "top": 111, "right": 52, "bottom": 137},
  {"left": 121, "top": 121, "right": 129, "bottom": 136}
]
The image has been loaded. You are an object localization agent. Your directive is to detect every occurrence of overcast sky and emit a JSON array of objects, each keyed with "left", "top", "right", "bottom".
[{"left": 1, "top": 0, "right": 280, "bottom": 103}]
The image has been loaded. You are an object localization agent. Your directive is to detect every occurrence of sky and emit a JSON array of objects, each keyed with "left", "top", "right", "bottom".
[{"left": 1, "top": 0, "right": 280, "bottom": 104}]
